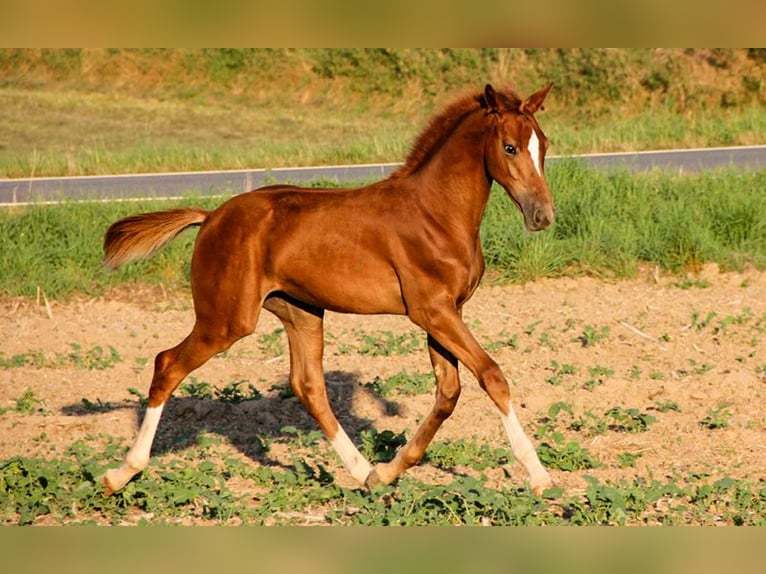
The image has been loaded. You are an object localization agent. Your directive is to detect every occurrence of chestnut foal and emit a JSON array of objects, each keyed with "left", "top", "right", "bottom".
[{"left": 102, "top": 83, "right": 556, "bottom": 496}]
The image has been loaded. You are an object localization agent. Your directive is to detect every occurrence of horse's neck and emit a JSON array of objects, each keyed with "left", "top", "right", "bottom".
[{"left": 414, "top": 119, "right": 492, "bottom": 233}]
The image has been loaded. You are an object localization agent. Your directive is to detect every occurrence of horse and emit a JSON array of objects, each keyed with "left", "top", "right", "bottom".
[{"left": 101, "top": 83, "right": 556, "bottom": 497}]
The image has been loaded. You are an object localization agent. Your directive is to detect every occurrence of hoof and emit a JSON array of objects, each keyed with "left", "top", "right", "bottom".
[
  {"left": 364, "top": 469, "right": 381, "bottom": 489},
  {"left": 102, "top": 474, "right": 117, "bottom": 497},
  {"left": 530, "top": 474, "right": 555, "bottom": 496},
  {"left": 102, "top": 467, "right": 131, "bottom": 496}
]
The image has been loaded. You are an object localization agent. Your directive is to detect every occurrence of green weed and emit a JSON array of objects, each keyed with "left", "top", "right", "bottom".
[
  {"left": 485, "top": 331, "right": 519, "bottom": 352},
  {"left": 699, "top": 404, "right": 732, "bottom": 429},
  {"left": 364, "top": 370, "right": 434, "bottom": 397},
  {"left": 356, "top": 330, "right": 421, "bottom": 356},
  {"left": 652, "top": 400, "right": 681, "bottom": 413},
  {"left": 0, "top": 388, "right": 48, "bottom": 415},
  {"left": 674, "top": 278, "right": 712, "bottom": 289},
  {"left": 616, "top": 452, "right": 644, "bottom": 468},
  {"left": 0, "top": 344, "right": 122, "bottom": 370},
  {"left": 359, "top": 428, "right": 407, "bottom": 463},
  {"left": 425, "top": 439, "right": 510, "bottom": 471},
  {"left": 126, "top": 387, "right": 148, "bottom": 408},
  {"left": 179, "top": 377, "right": 215, "bottom": 400},
  {"left": 545, "top": 360, "right": 577, "bottom": 386},
  {"left": 215, "top": 380, "right": 261, "bottom": 404},
  {"left": 537, "top": 434, "right": 601, "bottom": 471},
  {"left": 583, "top": 365, "right": 615, "bottom": 391},
  {"left": 604, "top": 406, "right": 657, "bottom": 433},
  {"left": 578, "top": 325, "right": 611, "bottom": 347},
  {"left": 257, "top": 328, "right": 285, "bottom": 357}
]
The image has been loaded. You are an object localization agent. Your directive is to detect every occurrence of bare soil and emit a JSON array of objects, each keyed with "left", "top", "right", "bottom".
[{"left": 1, "top": 265, "right": 765, "bottom": 494}]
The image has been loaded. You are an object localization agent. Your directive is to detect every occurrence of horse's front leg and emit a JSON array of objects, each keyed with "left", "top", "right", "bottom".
[
  {"left": 366, "top": 335, "right": 461, "bottom": 487},
  {"left": 406, "top": 295, "right": 553, "bottom": 495}
]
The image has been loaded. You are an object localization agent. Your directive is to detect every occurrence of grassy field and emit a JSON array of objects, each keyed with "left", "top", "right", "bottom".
[
  {"left": 1, "top": 48, "right": 764, "bottom": 177},
  {"left": 1, "top": 162, "right": 764, "bottom": 299}
]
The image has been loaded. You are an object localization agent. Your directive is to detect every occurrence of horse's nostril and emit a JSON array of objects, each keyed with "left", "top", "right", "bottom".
[{"left": 533, "top": 207, "right": 553, "bottom": 229}]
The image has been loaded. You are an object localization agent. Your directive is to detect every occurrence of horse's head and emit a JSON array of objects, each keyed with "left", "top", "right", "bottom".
[{"left": 481, "top": 83, "right": 555, "bottom": 232}]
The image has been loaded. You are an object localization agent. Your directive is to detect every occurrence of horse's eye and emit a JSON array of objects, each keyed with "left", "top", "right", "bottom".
[{"left": 504, "top": 144, "right": 516, "bottom": 155}]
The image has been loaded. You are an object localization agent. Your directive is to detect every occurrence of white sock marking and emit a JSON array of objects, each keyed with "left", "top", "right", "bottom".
[
  {"left": 499, "top": 399, "right": 551, "bottom": 488},
  {"left": 528, "top": 130, "right": 542, "bottom": 176},
  {"left": 125, "top": 404, "right": 164, "bottom": 470},
  {"left": 104, "top": 404, "right": 165, "bottom": 493},
  {"left": 330, "top": 426, "right": 372, "bottom": 484}
]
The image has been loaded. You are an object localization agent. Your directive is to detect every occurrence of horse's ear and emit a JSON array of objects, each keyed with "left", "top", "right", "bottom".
[
  {"left": 481, "top": 84, "right": 499, "bottom": 114},
  {"left": 521, "top": 82, "right": 554, "bottom": 115}
]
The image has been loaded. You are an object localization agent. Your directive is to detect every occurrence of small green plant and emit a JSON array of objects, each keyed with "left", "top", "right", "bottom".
[
  {"left": 280, "top": 425, "right": 324, "bottom": 448},
  {"left": 425, "top": 438, "right": 510, "bottom": 471},
  {"left": 690, "top": 310, "right": 718, "bottom": 331},
  {"left": 365, "top": 370, "right": 434, "bottom": 397},
  {"left": 545, "top": 361, "right": 577, "bottom": 386},
  {"left": 80, "top": 397, "right": 111, "bottom": 413},
  {"left": 699, "top": 404, "right": 732, "bottom": 429},
  {"left": 258, "top": 328, "right": 285, "bottom": 357},
  {"left": 652, "top": 400, "right": 681, "bottom": 413},
  {"left": 180, "top": 377, "right": 215, "bottom": 399},
  {"left": 604, "top": 406, "right": 657, "bottom": 433},
  {"left": 538, "top": 328, "right": 558, "bottom": 350},
  {"left": 616, "top": 451, "right": 643, "bottom": 468},
  {"left": 676, "top": 359, "right": 715, "bottom": 378},
  {"left": 583, "top": 365, "right": 614, "bottom": 391},
  {"left": 673, "top": 278, "right": 711, "bottom": 289},
  {"left": 127, "top": 387, "right": 148, "bottom": 407},
  {"left": 537, "top": 433, "right": 601, "bottom": 471},
  {"left": 269, "top": 383, "right": 296, "bottom": 399},
  {"left": 524, "top": 320, "right": 542, "bottom": 336},
  {"left": 359, "top": 428, "right": 407, "bottom": 463},
  {"left": 712, "top": 308, "right": 753, "bottom": 336},
  {"left": 68, "top": 344, "right": 123, "bottom": 370},
  {"left": 215, "top": 380, "right": 261, "bottom": 404},
  {"left": 132, "top": 356, "right": 149, "bottom": 375},
  {"left": 0, "top": 388, "right": 48, "bottom": 415},
  {"left": 578, "top": 325, "right": 610, "bottom": 347},
  {"left": 357, "top": 331, "right": 421, "bottom": 356},
  {"left": 486, "top": 332, "right": 519, "bottom": 352}
]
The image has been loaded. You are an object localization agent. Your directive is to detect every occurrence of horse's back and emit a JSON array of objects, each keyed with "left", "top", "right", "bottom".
[{"left": 191, "top": 182, "right": 410, "bottom": 315}]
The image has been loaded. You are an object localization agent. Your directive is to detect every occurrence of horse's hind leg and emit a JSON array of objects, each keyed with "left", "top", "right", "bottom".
[
  {"left": 264, "top": 297, "right": 372, "bottom": 484},
  {"left": 366, "top": 335, "right": 461, "bottom": 487},
  {"left": 103, "top": 315, "right": 256, "bottom": 495}
]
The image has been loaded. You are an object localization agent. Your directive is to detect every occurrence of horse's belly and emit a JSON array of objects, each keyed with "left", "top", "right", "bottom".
[{"left": 278, "top": 267, "right": 407, "bottom": 316}]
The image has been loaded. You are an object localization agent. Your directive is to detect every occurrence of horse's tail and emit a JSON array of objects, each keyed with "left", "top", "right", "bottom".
[{"left": 103, "top": 208, "right": 209, "bottom": 270}]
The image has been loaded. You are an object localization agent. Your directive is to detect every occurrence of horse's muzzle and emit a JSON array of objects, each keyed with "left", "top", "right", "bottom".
[{"left": 526, "top": 204, "right": 555, "bottom": 231}]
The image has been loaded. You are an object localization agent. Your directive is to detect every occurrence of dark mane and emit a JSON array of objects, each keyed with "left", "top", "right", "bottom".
[{"left": 392, "top": 86, "right": 523, "bottom": 178}]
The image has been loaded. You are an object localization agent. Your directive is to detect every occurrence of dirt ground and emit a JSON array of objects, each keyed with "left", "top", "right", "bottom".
[{"left": 1, "top": 264, "right": 765, "bottom": 494}]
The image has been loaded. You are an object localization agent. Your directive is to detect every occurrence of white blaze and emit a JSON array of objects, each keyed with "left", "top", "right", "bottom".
[{"left": 528, "top": 130, "right": 542, "bottom": 176}]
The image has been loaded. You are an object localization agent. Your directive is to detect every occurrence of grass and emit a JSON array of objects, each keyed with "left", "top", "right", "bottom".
[
  {"left": 2, "top": 162, "right": 765, "bottom": 299},
  {"left": 1, "top": 49, "right": 765, "bottom": 178},
  {"left": 481, "top": 162, "right": 766, "bottom": 282}
]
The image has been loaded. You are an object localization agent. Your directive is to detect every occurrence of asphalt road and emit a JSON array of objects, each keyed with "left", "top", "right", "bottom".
[{"left": 1, "top": 146, "right": 765, "bottom": 205}]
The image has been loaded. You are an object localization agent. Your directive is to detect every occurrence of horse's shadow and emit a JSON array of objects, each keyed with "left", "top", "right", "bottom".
[{"left": 62, "top": 370, "right": 402, "bottom": 474}]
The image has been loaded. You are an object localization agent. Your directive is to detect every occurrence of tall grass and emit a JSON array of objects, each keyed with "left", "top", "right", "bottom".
[
  {"left": 482, "top": 162, "right": 766, "bottom": 280},
  {"left": 1, "top": 164, "right": 764, "bottom": 299}
]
